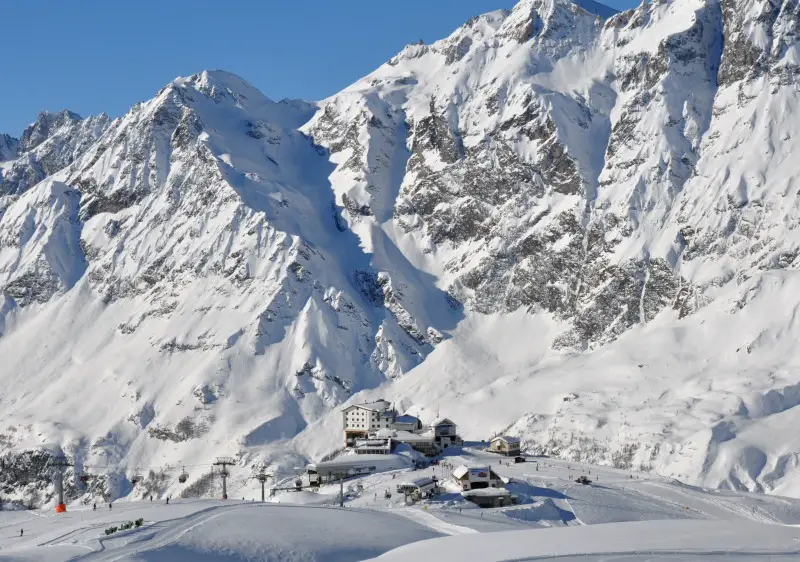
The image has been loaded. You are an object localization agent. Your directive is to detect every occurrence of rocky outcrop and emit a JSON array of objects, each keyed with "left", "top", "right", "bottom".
[
  {"left": 0, "top": 111, "right": 111, "bottom": 197},
  {"left": 0, "top": 134, "right": 19, "bottom": 162}
]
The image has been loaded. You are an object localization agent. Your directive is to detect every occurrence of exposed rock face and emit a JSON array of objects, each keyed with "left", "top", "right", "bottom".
[
  {"left": 307, "top": 0, "right": 711, "bottom": 348},
  {"left": 1, "top": 110, "right": 111, "bottom": 198},
  {"left": 0, "top": 134, "right": 19, "bottom": 162},
  {"left": 0, "top": 181, "right": 86, "bottom": 307}
]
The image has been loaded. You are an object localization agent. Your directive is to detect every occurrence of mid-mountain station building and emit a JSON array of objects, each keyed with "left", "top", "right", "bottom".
[{"left": 341, "top": 399, "right": 461, "bottom": 457}]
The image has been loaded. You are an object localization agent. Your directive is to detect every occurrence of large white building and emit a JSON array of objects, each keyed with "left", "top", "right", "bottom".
[{"left": 342, "top": 399, "right": 396, "bottom": 446}]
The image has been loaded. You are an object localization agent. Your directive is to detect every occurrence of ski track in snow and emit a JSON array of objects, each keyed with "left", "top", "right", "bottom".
[{"left": 392, "top": 507, "right": 478, "bottom": 535}]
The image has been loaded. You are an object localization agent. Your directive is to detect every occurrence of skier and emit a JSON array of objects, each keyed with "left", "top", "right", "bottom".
[
  {"left": 165, "top": 497, "right": 169, "bottom": 505},
  {"left": 20, "top": 529, "right": 23, "bottom": 537},
  {"left": 109, "top": 503, "right": 112, "bottom": 510},
  {"left": 150, "top": 495, "right": 153, "bottom": 502},
  {"left": 92, "top": 503, "right": 97, "bottom": 511}
]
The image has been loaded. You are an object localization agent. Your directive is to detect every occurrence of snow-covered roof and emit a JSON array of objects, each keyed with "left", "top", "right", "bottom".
[
  {"left": 343, "top": 399, "right": 392, "bottom": 412},
  {"left": 492, "top": 435, "right": 521, "bottom": 444},
  {"left": 462, "top": 487, "right": 510, "bottom": 497},
  {"left": 310, "top": 453, "right": 404, "bottom": 470},
  {"left": 394, "top": 430, "right": 435, "bottom": 443},
  {"left": 432, "top": 417, "right": 456, "bottom": 427},
  {"left": 354, "top": 438, "right": 391, "bottom": 448},
  {"left": 452, "top": 464, "right": 490, "bottom": 479},
  {"left": 399, "top": 477, "right": 436, "bottom": 489}
]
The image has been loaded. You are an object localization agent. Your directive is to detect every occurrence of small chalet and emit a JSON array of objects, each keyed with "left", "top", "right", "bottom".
[
  {"left": 431, "top": 418, "right": 460, "bottom": 448},
  {"left": 489, "top": 435, "right": 521, "bottom": 457},
  {"left": 451, "top": 464, "right": 503, "bottom": 491}
]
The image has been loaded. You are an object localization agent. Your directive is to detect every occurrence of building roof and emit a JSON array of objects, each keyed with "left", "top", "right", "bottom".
[
  {"left": 452, "top": 465, "right": 491, "bottom": 479},
  {"left": 353, "top": 438, "right": 391, "bottom": 448},
  {"left": 308, "top": 453, "right": 405, "bottom": 471},
  {"left": 399, "top": 477, "right": 436, "bottom": 489},
  {"left": 393, "top": 430, "right": 435, "bottom": 443},
  {"left": 374, "top": 428, "right": 396, "bottom": 439},
  {"left": 395, "top": 414, "right": 420, "bottom": 424},
  {"left": 343, "top": 399, "right": 392, "bottom": 413},
  {"left": 462, "top": 487, "right": 510, "bottom": 497},
  {"left": 492, "top": 435, "right": 521, "bottom": 445},
  {"left": 431, "top": 417, "right": 456, "bottom": 427}
]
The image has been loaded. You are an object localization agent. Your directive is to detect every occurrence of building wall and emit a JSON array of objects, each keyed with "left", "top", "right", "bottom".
[
  {"left": 343, "top": 406, "right": 395, "bottom": 433},
  {"left": 434, "top": 424, "right": 456, "bottom": 437},
  {"left": 490, "top": 440, "right": 520, "bottom": 455}
]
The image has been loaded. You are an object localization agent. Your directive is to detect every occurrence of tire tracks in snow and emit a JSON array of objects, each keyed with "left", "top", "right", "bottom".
[{"left": 393, "top": 507, "right": 478, "bottom": 535}]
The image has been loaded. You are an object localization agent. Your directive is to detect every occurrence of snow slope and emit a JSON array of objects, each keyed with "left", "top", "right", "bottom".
[
  {"left": 4, "top": 453, "right": 800, "bottom": 561},
  {"left": 0, "top": 500, "right": 440, "bottom": 561},
  {"left": 2, "top": 0, "right": 800, "bottom": 506},
  {"left": 372, "top": 520, "right": 800, "bottom": 561}
]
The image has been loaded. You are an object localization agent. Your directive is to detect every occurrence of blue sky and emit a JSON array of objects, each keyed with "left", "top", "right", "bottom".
[{"left": 1, "top": 0, "right": 636, "bottom": 136}]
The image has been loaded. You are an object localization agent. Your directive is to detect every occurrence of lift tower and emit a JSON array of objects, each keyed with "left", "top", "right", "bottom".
[
  {"left": 256, "top": 472, "right": 273, "bottom": 502},
  {"left": 52, "top": 455, "right": 72, "bottom": 513},
  {"left": 213, "top": 457, "right": 236, "bottom": 500}
]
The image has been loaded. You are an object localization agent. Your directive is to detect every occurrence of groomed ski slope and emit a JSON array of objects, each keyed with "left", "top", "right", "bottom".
[{"left": 5, "top": 449, "right": 800, "bottom": 561}]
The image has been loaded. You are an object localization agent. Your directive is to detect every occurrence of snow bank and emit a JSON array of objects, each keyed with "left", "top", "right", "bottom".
[{"left": 371, "top": 520, "right": 800, "bottom": 561}]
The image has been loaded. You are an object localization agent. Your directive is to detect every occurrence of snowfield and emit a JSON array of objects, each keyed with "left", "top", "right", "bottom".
[
  {"left": 371, "top": 520, "right": 800, "bottom": 561},
  {"left": 4, "top": 451, "right": 800, "bottom": 560},
  {"left": 0, "top": 502, "right": 441, "bottom": 561}
]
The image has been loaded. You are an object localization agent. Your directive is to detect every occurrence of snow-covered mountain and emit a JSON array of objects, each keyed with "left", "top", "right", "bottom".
[{"left": 3, "top": 0, "right": 800, "bottom": 505}]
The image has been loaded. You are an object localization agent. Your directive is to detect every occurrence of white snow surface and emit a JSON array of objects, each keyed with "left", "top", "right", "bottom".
[{"left": 4, "top": 452, "right": 800, "bottom": 560}]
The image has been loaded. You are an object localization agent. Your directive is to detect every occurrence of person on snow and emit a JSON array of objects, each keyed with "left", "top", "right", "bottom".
[
  {"left": 109, "top": 503, "right": 112, "bottom": 510},
  {"left": 20, "top": 529, "right": 23, "bottom": 537},
  {"left": 92, "top": 503, "right": 96, "bottom": 511},
  {"left": 165, "top": 497, "right": 169, "bottom": 505}
]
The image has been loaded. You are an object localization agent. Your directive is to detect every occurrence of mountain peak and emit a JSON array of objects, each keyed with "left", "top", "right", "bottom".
[
  {"left": 172, "top": 69, "right": 272, "bottom": 109},
  {"left": 495, "top": 0, "right": 616, "bottom": 43},
  {"left": 19, "top": 109, "right": 83, "bottom": 153},
  {"left": 514, "top": 0, "right": 618, "bottom": 19},
  {"left": 167, "top": 69, "right": 315, "bottom": 129}
]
